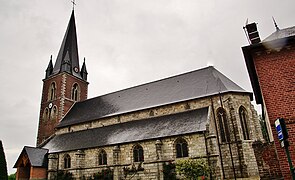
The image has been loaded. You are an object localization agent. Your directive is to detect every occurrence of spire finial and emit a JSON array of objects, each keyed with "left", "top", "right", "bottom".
[
  {"left": 71, "top": 0, "right": 76, "bottom": 10},
  {"left": 272, "top": 16, "right": 280, "bottom": 31}
]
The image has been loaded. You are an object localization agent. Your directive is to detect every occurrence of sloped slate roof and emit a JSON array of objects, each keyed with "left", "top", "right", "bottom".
[
  {"left": 43, "top": 107, "right": 209, "bottom": 153},
  {"left": 263, "top": 26, "right": 295, "bottom": 42},
  {"left": 14, "top": 146, "right": 48, "bottom": 168},
  {"left": 57, "top": 66, "right": 249, "bottom": 128}
]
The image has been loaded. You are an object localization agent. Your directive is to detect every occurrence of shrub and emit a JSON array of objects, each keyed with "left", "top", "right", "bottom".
[
  {"left": 163, "top": 161, "right": 177, "bottom": 180},
  {"left": 8, "top": 173, "right": 16, "bottom": 180},
  {"left": 56, "top": 171, "right": 74, "bottom": 180},
  {"left": 176, "top": 159, "right": 210, "bottom": 180}
]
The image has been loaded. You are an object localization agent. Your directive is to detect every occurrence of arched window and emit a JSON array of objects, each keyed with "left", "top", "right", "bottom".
[
  {"left": 64, "top": 154, "right": 71, "bottom": 169},
  {"left": 217, "top": 108, "right": 230, "bottom": 142},
  {"left": 133, "top": 145, "right": 144, "bottom": 162},
  {"left": 175, "top": 138, "right": 188, "bottom": 158},
  {"left": 48, "top": 82, "right": 56, "bottom": 101},
  {"left": 43, "top": 108, "right": 49, "bottom": 122},
  {"left": 239, "top": 106, "right": 250, "bottom": 140},
  {"left": 51, "top": 106, "right": 58, "bottom": 121},
  {"left": 98, "top": 149, "right": 107, "bottom": 165},
  {"left": 71, "top": 83, "right": 80, "bottom": 101}
]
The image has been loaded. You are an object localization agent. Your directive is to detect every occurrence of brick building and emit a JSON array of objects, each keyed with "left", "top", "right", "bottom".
[
  {"left": 242, "top": 22, "right": 295, "bottom": 179},
  {"left": 14, "top": 10, "right": 264, "bottom": 179}
]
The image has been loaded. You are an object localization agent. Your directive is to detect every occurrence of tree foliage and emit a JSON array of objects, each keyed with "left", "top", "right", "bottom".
[
  {"left": 0, "top": 140, "right": 8, "bottom": 180},
  {"left": 8, "top": 173, "right": 16, "bottom": 180},
  {"left": 56, "top": 171, "right": 74, "bottom": 180},
  {"left": 176, "top": 159, "right": 210, "bottom": 180},
  {"left": 259, "top": 115, "right": 269, "bottom": 142}
]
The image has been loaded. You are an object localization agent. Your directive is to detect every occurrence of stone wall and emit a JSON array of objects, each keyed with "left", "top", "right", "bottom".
[
  {"left": 48, "top": 134, "right": 208, "bottom": 179},
  {"left": 48, "top": 93, "right": 263, "bottom": 179}
]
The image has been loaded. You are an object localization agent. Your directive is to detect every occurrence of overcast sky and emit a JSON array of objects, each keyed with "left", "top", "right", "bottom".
[{"left": 1, "top": 0, "right": 295, "bottom": 174}]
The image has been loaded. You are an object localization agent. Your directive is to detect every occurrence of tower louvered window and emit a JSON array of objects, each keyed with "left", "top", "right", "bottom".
[
  {"left": 71, "top": 83, "right": 80, "bottom": 101},
  {"left": 49, "top": 82, "right": 56, "bottom": 101}
]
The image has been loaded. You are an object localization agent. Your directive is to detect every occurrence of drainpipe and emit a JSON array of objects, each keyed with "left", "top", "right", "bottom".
[{"left": 211, "top": 97, "right": 225, "bottom": 179}]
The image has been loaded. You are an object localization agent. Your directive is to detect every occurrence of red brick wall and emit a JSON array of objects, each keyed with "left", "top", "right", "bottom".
[
  {"left": 30, "top": 167, "right": 47, "bottom": 179},
  {"left": 16, "top": 167, "right": 30, "bottom": 180},
  {"left": 37, "top": 73, "right": 88, "bottom": 145},
  {"left": 253, "top": 45, "right": 295, "bottom": 179},
  {"left": 252, "top": 141, "right": 283, "bottom": 179}
]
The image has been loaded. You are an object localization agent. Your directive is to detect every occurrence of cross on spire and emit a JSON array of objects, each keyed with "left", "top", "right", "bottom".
[{"left": 71, "top": 0, "right": 76, "bottom": 10}]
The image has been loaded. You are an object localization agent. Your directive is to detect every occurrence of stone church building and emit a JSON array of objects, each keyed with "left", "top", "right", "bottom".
[{"left": 14, "top": 10, "right": 264, "bottom": 179}]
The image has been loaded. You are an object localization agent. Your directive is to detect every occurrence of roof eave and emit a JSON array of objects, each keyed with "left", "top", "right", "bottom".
[{"left": 242, "top": 45, "right": 263, "bottom": 104}]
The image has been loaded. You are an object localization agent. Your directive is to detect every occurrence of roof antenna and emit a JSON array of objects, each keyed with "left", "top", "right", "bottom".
[
  {"left": 272, "top": 16, "right": 280, "bottom": 31},
  {"left": 71, "top": 0, "right": 76, "bottom": 10}
]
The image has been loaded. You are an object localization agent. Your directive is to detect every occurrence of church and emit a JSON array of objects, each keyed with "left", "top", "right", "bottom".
[{"left": 14, "top": 10, "right": 264, "bottom": 180}]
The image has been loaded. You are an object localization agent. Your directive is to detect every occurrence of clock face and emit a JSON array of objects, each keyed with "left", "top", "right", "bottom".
[
  {"left": 74, "top": 67, "right": 79, "bottom": 73},
  {"left": 49, "top": 103, "right": 53, "bottom": 109}
]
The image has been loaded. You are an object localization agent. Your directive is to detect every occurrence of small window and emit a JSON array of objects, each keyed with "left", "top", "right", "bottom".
[
  {"left": 71, "top": 83, "right": 80, "bottom": 101},
  {"left": 217, "top": 108, "right": 230, "bottom": 142},
  {"left": 175, "top": 138, "right": 188, "bottom": 158},
  {"left": 64, "top": 154, "right": 71, "bottom": 169},
  {"left": 48, "top": 82, "right": 56, "bottom": 101},
  {"left": 98, "top": 150, "right": 107, "bottom": 165},
  {"left": 133, "top": 145, "right": 144, "bottom": 162},
  {"left": 51, "top": 106, "right": 58, "bottom": 121},
  {"left": 239, "top": 106, "right": 250, "bottom": 140},
  {"left": 43, "top": 108, "right": 49, "bottom": 122}
]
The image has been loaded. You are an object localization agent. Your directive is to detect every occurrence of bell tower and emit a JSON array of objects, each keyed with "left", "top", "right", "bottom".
[{"left": 37, "top": 10, "right": 88, "bottom": 146}]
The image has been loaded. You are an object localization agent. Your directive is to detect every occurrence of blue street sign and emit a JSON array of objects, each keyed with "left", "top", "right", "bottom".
[{"left": 275, "top": 119, "right": 284, "bottom": 141}]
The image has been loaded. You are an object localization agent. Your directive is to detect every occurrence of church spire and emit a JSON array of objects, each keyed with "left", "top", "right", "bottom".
[
  {"left": 81, "top": 57, "right": 88, "bottom": 81},
  {"left": 52, "top": 10, "right": 81, "bottom": 78},
  {"left": 45, "top": 55, "right": 53, "bottom": 78}
]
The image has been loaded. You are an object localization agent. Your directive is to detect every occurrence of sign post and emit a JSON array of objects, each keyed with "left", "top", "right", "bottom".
[{"left": 275, "top": 118, "right": 295, "bottom": 179}]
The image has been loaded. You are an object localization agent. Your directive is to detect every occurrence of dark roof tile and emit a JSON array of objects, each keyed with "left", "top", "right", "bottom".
[
  {"left": 263, "top": 26, "right": 295, "bottom": 42},
  {"left": 14, "top": 146, "right": 48, "bottom": 168},
  {"left": 57, "top": 66, "right": 249, "bottom": 128},
  {"left": 44, "top": 107, "right": 209, "bottom": 153}
]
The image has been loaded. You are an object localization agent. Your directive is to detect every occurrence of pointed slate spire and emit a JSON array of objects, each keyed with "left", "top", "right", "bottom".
[
  {"left": 81, "top": 57, "right": 88, "bottom": 81},
  {"left": 52, "top": 10, "right": 81, "bottom": 78},
  {"left": 45, "top": 55, "right": 53, "bottom": 78}
]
